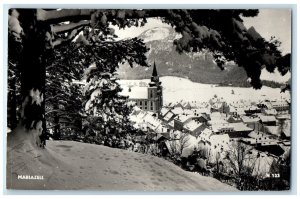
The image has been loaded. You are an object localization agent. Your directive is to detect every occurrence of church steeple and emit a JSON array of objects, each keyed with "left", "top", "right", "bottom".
[
  {"left": 152, "top": 61, "right": 158, "bottom": 77},
  {"left": 148, "top": 61, "right": 163, "bottom": 113},
  {"left": 149, "top": 61, "right": 160, "bottom": 87}
]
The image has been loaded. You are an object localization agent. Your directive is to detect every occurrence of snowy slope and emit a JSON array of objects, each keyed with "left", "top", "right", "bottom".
[
  {"left": 119, "top": 76, "right": 290, "bottom": 105},
  {"left": 7, "top": 140, "right": 236, "bottom": 191}
]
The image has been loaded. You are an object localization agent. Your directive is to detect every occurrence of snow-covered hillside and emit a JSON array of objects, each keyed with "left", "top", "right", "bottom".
[
  {"left": 6, "top": 140, "right": 236, "bottom": 191},
  {"left": 119, "top": 76, "right": 290, "bottom": 104}
]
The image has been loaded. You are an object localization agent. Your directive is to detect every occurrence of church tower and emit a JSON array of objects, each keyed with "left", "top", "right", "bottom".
[{"left": 148, "top": 62, "right": 163, "bottom": 113}]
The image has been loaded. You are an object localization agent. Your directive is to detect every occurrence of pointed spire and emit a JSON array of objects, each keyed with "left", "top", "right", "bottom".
[{"left": 152, "top": 61, "right": 158, "bottom": 77}]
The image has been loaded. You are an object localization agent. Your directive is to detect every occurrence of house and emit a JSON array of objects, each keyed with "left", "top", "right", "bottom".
[
  {"left": 244, "top": 105, "right": 261, "bottom": 115},
  {"left": 241, "top": 116, "right": 260, "bottom": 131},
  {"left": 264, "top": 126, "right": 281, "bottom": 138},
  {"left": 173, "top": 114, "right": 193, "bottom": 131},
  {"left": 182, "top": 102, "right": 192, "bottom": 109},
  {"left": 198, "top": 128, "right": 213, "bottom": 143},
  {"left": 227, "top": 115, "right": 242, "bottom": 123},
  {"left": 165, "top": 132, "right": 198, "bottom": 157},
  {"left": 262, "top": 108, "right": 277, "bottom": 116},
  {"left": 257, "top": 100, "right": 273, "bottom": 110},
  {"left": 161, "top": 109, "right": 177, "bottom": 123},
  {"left": 270, "top": 100, "right": 290, "bottom": 113},
  {"left": 172, "top": 106, "right": 185, "bottom": 115},
  {"left": 159, "top": 107, "right": 170, "bottom": 118},
  {"left": 210, "top": 102, "right": 230, "bottom": 114},
  {"left": 208, "top": 112, "right": 228, "bottom": 125},
  {"left": 183, "top": 120, "right": 207, "bottom": 137},
  {"left": 211, "top": 122, "right": 252, "bottom": 138},
  {"left": 194, "top": 113, "right": 210, "bottom": 124},
  {"left": 259, "top": 115, "right": 277, "bottom": 126}
]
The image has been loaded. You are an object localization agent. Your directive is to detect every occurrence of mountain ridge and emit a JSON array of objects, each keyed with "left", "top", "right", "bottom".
[
  {"left": 117, "top": 26, "right": 284, "bottom": 88},
  {"left": 117, "top": 26, "right": 249, "bottom": 86}
]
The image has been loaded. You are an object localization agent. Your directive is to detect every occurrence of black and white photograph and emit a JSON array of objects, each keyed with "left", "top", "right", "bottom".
[{"left": 6, "top": 7, "right": 293, "bottom": 192}]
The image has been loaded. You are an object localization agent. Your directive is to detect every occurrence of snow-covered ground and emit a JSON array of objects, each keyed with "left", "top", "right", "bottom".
[
  {"left": 119, "top": 76, "right": 290, "bottom": 105},
  {"left": 7, "top": 140, "right": 236, "bottom": 191}
]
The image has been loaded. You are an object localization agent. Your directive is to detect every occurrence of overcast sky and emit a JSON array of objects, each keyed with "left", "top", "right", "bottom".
[{"left": 242, "top": 9, "right": 291, "bottom": 55}]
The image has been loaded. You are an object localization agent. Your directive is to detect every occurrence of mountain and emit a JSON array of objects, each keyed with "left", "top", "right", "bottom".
[{"left": 117, "top": 27, "right": 249, "bottom": 86}]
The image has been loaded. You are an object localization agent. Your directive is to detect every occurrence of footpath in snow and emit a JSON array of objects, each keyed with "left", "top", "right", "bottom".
[{"left": 7, "top": 140, "right": 236, "bottom": 191}]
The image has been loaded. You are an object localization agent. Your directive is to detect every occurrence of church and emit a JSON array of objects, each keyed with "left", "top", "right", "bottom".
[{"left": 124, "top": 62, "right": 163, "bottom": 113}]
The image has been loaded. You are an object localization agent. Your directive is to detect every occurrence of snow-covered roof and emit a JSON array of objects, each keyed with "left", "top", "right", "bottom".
[
  {"left": 183, "top": 120, "right": 202, "bottom": 132},
  {"left": 276, "top": 114, "right": 291, "bottom": 120},
  {"left": 264, "top": 126, "right": 280, "bottom": 136},
  {"left": 164, "top": 111, "right": 175, "bottom": 121},
  {"left": 182, "top": 102, "right": 192, "bottom": 109},
  {"left": 246, "top": 105, "right": 260, "bottom": 111},
  {"left": 263, "top": 109, "right": 277, "bottom": 115},
  {"left": 182, "top": 109, "right": 194, "bottom": 116},
  {"left": 143, "top": 114, "right": 161, "bottom": 130},
  {"left": 259, "top": 115, "right": 277, "bottom": 123},
  {"left": 211, "top": 122, "right": 252, "bottom": 133},
  {"left": 160, "top": 107, "right": 169, "bottom": 116},
  {"left": 261, "top": 141, "right": 279, "bottom": 146},
  {"left": 209, "top": 112, "right": 227, "bottom": 125},
  {"left": 248, "top": 131, "right": 265, "bottom": 139},
  {"left": 211, "top": 123, "right": 233, "bottom": 133},
  {"left": 175, "top": 114, "right": 192, "bottom": 123},
  {"left": 211, "top": 102, "right": 223, "bottom": 110},
  {"left": 270, "top": 100, "right": 289, "bottom": 107},
  {"left": 172, "top": 107, "right": 184, "bottom": 115},
  {"left": 230, "top": 123, "right": 253, "bottom": 132},
  {"left": 198, "top": 128, "right": 213, "bottom": 141},
  {"left": 192, "top": 108, "right": 210, "bottom": 114},
  {"left": 235, "top": 108, "right": 246, "bottom": 115},
  {"left": 228, "top": 105, "right": 237, "bottom": 112}
]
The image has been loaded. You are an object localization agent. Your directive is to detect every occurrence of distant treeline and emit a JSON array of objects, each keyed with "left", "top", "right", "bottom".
[
  {"left": 118, "top": 69, "right": 285, "bottom": 89},
  {"left": 217, "top": 80, "right": 284, "bottom": 88}
]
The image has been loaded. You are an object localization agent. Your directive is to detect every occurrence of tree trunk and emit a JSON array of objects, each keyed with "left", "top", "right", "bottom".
[
  {"left": 53, "top": 114, "right": 60, "bottom": 140},
  {"left": 8, "top": 9, "right": 48, "bottom": 149}
]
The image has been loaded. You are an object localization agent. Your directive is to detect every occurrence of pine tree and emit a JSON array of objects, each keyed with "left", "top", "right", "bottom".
[
  {"left": 80, "top": 28, "right": 148, "bottom": 139},
  {"left": 45, "top": 43, "right": 85, "bottom": 140}
]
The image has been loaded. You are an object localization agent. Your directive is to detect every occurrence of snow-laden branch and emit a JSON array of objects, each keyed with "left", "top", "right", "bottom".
[
  {"left": 51, "top": 20, "right": 90, "bottom": 33},
  {"left": 37, "top": 9, "right": 148, "bottom": 23},
  {"left": 37, "top": 9, "right": 95, "bottom": 23},
  {"left": 51, "top": 28, "right": 83, "bottom": 47}
]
